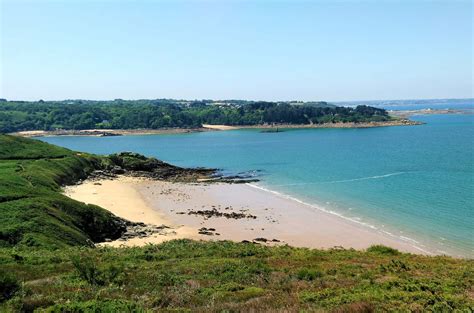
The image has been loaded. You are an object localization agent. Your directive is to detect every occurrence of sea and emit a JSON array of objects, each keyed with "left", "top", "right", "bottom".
[{"left": 39, "top": 99, "right": 474, "bottom": 258}]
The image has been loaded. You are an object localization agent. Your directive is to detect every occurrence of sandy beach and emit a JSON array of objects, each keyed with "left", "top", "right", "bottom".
[
  {"left": 64, "top": 176, "right": 433, "bottom": 254},
  {"left": 63, "top": 177, "right": 199, "bottom": 246}
]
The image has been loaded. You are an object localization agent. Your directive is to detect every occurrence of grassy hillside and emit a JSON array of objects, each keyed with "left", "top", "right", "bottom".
[
  {"left": 0, "top": 135, "right": 126, "bottom": 248},
  {"left": 0, "top": 240, "right": 473, "bottom": 312}
]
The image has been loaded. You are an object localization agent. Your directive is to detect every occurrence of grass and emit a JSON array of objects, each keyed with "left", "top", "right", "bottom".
[
  {"left": 0, "top": 135, "right": 125, "bottom": 248},
  {"left": 0, "top": 240, "right": 472, "bottom": 312}
]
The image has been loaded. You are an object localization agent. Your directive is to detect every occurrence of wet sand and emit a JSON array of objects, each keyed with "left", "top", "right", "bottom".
[{"left": 65, "top": 176, "right": 432, "bottom": 254}]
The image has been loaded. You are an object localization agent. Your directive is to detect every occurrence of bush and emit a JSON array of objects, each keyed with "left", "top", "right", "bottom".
[
  {"left": 296, "top": 267, "right": 324, "bottom": 281},
  {"left": 0, "top": 270, "right": 20, "bottom": 302},
  {"left": 71, "top": 253, "right": 125, "bottom": 286},
  {"left": 71, "top": 253, "right": 103, "bottom": 285},
  {"left": 43, "top": 299, "right": 144, "bottom": 312},
  {"left": 367, "top": 245, "right": 400, "bottom": 255},
  {"left": 333, "top": 301, "right": 375, "bottom": 313}
]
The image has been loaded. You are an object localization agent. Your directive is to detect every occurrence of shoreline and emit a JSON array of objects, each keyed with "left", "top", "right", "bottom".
[
  {"left": 63, "top": 177, "right": 200, "bottom": 246},
  {"left": 64, "top": 176, "right": 442, "bottom": 255},
  {"left": 10, "top": 108, "right": 473, "bottom": 138},
  {"left": 226, "top": 119, "right": 421, "bottom": 130},
  {"left": 11, "top": 128, "right": 211, "bottom": 138},
  {"left": 389, "top": 108, "right": 472, "bottom": 119},
  {"left": 11, "top": 119, "right": 421, "bottom": 137}
]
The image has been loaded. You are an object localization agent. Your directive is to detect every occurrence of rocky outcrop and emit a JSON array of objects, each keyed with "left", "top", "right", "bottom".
[
  {"left": 112, "top": 222, "right": 173, "bottom": 242},
  {"left": 97, "top": 152, "right": 258, "bottom": 184},
  {"left": 179, "top": 208, "right": 257, "bottom": 220}
]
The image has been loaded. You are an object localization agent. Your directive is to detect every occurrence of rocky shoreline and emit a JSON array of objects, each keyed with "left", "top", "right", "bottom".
[
  {"left": 11, "top": 128, "right": 208, "bottom": 137},
  {"left": 78, "top": 152, "right": 259, "bottom": 185},
  {"left": 114, "top": 222, "right": 174, "bottom": 242},
  {"left": 389, "top": 108, "right": 472, "bottom": 118},
  {"left": 11, "top": 119, "right": 422, "bottom": 138},
  {"left": 236, "top": 119, "right": 423, "bottom": 129}
]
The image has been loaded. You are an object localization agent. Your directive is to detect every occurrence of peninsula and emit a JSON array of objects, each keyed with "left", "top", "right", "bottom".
[{"left": 1, "top": 99, "right": 420, "bottom": 136}]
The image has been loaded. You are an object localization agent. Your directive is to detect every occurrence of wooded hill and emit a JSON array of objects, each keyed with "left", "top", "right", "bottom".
[{"left": 0, "top": 99, "right": 390, "bottom": 132}]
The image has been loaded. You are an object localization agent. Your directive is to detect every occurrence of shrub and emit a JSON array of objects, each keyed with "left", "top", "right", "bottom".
[
  {"left": 156, "top": 271, "right": 183, "bottom": 287},
  {"left": 0, "top": 270, "right": 20, "bottom": 302},
  {"left": 71, "top": 254, "right": 103, "bottom": 285},
  {"left": 333, "top": 301, "right": 375, "bottom": 313},
  {"left": 380, "top": 259, "right": 410, "bottom": 273},
  {"left": 71, "top": 253, "right": 125, "bottom": 286},
  {"left": 43, "top": 299, "right": 144, "bottom": 312},
  {"left": 296, "top": 267, "right": 324, "bottom": 281},
  {"left": 367, "top": 245, "right": 400, "bottom": 255}
]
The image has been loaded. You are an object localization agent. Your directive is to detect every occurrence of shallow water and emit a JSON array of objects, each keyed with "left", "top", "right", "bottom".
[{"left": 40, "top": 113, "right": 474, "bottom": 257}]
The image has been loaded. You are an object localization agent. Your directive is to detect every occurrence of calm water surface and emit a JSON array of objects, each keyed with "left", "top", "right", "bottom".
[{"left": 40, "top": 114, "right": 474, "bottom": 257}]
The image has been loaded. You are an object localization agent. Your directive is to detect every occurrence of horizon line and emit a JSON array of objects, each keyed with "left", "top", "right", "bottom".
[{"left": 1, "top": 97, "right": 473, "bottom": 104}]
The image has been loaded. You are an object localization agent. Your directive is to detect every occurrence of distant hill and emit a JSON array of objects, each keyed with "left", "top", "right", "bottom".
[{"left": 0, "top": 99, "right": 388, "bottom": 132}]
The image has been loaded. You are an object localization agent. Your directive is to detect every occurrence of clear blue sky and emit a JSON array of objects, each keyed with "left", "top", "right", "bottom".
[{"left": 1, "top": 0, "right": 472, "bottom": 101}]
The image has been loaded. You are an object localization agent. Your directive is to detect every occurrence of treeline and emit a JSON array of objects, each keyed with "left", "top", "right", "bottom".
[{"left": 0, "top": 99, "right": 390, "bottom": 132}]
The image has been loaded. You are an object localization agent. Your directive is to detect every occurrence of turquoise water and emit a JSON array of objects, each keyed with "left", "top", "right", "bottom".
[{"left": 40, "top": 114, "right": 474, "bottom": 257}]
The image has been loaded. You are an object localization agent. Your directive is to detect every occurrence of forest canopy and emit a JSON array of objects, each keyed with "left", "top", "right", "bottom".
[{"left": 0, "top": 99, "right": 390, "bottom": 132}]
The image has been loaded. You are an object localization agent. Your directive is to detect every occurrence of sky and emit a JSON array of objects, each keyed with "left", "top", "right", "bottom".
[{"left": 0, "top": 0, "right": 472, "bottom": 102}]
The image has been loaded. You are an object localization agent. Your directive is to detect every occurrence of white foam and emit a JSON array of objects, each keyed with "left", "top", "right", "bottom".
[
  {"left": 399, "top": 236, "right": 420, "bottom": 244},
  {"left": 246, "top": 182, "right": 435, "bottom": 255},
  {"left": 276, "top": 172, "right": 407, "bottom": 186}
]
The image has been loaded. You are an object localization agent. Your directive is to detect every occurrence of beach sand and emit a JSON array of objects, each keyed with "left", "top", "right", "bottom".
[
  {"left": 63, "top": 177, "right": 198, "bottom": 246},
  {"left": 64, "top": 176, "right": 431, "bottom": 254},
  {"left": 202, "top": 124, "right": 239, "bottom": 130}
]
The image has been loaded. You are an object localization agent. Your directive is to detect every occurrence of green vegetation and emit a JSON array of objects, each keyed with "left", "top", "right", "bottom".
[
  {"left": 0, "top": 135, "right": 472, "bottom": 312},
  {"left": 0, "top": 240, "right": 473, "bottom": 312},
  {"left": 0, "top": 135, "right": 126, "bottom": 248},
  {"left": 0, "top": 99, "right": 390, "bottom": 132}
]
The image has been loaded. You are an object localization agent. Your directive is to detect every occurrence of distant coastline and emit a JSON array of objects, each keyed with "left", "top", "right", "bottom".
[
  {"left": 10, "top": 119, "right": 422, "bottom": 138},
  {"left": 10, "top": 128, "right": 209, "bottom": 138},
  {"left": 15, "top": 107, "right": 471, "bottom": 138},
  {"left": 389, "top": 108, "right": 472, "bottom": 119},
  {"left": 214, "top": 119, "right": 422, "bottom": 130}
]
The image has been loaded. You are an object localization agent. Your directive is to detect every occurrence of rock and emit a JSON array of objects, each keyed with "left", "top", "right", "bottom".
[
  {"left": 187, "top": 208, "right": 256, "bottom": 220},
  {"left": 110, "top": 221, "right": 173, "bottom": 242},
  {"left": 109, "top": 166, "right": 124, "bottom": 174},
  {"left": 198, "top": 227, "right": 219, "bottom": 236},
  {"left": 198, "top": 231, "right": 214, "bottom": 236}
]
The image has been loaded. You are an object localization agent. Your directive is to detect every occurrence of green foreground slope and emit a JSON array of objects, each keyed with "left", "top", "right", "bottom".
[
  {"left": 0, "top": 135, "right": 125, "bottom": 248},
  {"left": 0, "top": 135, "right": 473, "bottom": 312},
  {"left": 1, "top": 241, "right": 473, "bottom": 312}
]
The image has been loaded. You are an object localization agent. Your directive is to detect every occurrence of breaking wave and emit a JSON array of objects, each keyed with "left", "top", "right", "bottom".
[{"left": 276, "top": 172, "right": 408, "bottom": 187}]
